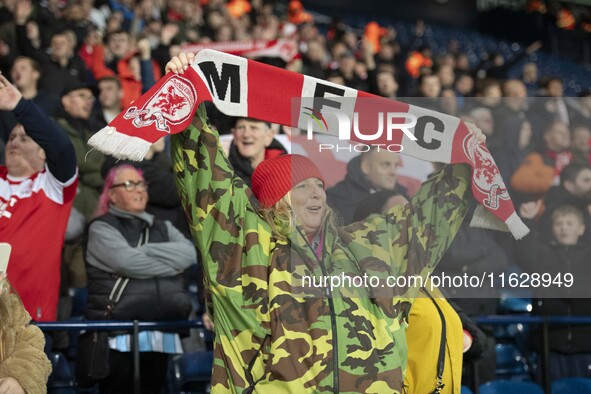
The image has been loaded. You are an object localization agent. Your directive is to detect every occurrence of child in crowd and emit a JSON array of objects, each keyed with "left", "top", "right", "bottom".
[{"left": 518, "top": 202, "right": 591, "bottom": 381}]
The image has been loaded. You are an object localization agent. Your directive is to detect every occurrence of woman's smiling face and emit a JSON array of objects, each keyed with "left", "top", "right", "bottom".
[{"left": 290, "top": 177, "right": 326, "bottom": 236}]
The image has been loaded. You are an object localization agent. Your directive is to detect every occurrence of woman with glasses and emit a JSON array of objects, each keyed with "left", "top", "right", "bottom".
[
  {"left": 81, "top": 164, "right": 196, "bottom": 394},
  {"left": 100, "top": 137, "right": 192, "bottom": 238}
]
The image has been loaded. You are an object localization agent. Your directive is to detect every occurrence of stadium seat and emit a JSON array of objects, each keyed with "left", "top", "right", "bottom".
[
  {"left": 47, "top": 351, "right": 76, "bottom": 394},
  {"left": 552, "top": 377, "right": 591, "bottom": 394},
  {"left": 495, "top": 343, "right": 531, "bottom": 379},
  {"left": 168, "top": 350, "right": 214, "bottom": 393},
  {"left": 496, "top": 292, "right": 532, "bottom": 348},
  {"left": 461, "top": 385, "right": 474, "bottom": 394},
  {"left": 70, "top": 287, "right": 89, "bottom": 317},
  {"left": 348, "top": 15, "right": 591, "bottom": 96},
  {"left": 480, "top": 380, "right": 544, "bottom": 394}
]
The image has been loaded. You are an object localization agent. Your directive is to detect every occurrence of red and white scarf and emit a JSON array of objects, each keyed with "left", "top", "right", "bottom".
[
  {"left": 88, "top": 49, "right": 529, "bottom": 239},
  {"left": 182, "top": 39, "right": 299, "bottom": 63}
]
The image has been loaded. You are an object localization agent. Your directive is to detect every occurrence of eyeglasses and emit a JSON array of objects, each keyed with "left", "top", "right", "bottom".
[{"left": 110, "top": 180, "right": 148, "bottom": 192}]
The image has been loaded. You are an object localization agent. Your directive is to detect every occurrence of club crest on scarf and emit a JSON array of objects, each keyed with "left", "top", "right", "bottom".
[
  {"left": 123, "top": 76, "right": 198, "bottom": 133},
  {"left": 463, "top": 134, "right": 509, "bottom": 210}
]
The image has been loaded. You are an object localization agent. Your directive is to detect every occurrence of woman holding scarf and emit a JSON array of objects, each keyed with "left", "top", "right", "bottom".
[{"left": 166, "top": 53, "right": 483, "bottom": 394}]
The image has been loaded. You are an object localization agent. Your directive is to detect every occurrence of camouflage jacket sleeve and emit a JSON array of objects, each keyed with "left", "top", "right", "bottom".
[
  {"left": 344, "top": 164, "right": 472, "bottom": 300},
  {"left": 170, "top": 103, "right": 272, "bottom": 350}
]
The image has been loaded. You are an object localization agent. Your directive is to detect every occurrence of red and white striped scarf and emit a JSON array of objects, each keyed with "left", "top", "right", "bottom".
[
  {"left": 182, "top": 39, "right": 299, "bottom": 63},
  {"left": 88, "top": 49, "right": 529, "bottom": 239}
]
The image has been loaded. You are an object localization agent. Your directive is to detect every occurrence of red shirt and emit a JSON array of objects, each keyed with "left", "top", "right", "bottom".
[{"left": 0, "top": 166, "right": 77, "bottom": 321}]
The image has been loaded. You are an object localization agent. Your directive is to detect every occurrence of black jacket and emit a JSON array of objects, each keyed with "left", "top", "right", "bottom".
[
  {"left": 434, "top": 216, "right": 510, "bottom": 307},
  {"left": 539, "top": 186, "right": 591, "bottom": 243},
  {"left": 517, "top": 220, "right": 591, "bottom": 353},
  {"left": 15, "top": 25, "right": 87, "bottom": 95},
  {"left": 326, "top": 155, "right": 408, "bottom": 225},
  {"left": 228, "top": 138, "right": 287, "bottom": 187},
  {"left": 84, "top": 213, "right": 191, "bottom": 324}
]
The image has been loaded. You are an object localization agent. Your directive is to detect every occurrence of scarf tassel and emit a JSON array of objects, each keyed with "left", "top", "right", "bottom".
[
  {"left": 88, "top": 126, "right": 152, "bottom": 161},
  {"left": 470, "top": 205, "right": 530, "bottom": 240}
]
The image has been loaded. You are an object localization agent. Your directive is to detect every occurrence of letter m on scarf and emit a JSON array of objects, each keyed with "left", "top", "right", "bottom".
[{"left": 196, "top": 57, "right": 248, "bottom": 116}]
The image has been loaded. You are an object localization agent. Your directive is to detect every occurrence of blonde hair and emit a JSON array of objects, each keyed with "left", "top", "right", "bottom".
[
  {"left": 0, "top": 279, "right": 27, "bottom": 362},
  {"left": 259, "top": 192, "right": 341, "bottom": 242},
  {"left": 259, "top": 192, "right": 295, "bottom": 242},
  {"left": 0, "top": 278, "right": 17, "bottom": 362}
]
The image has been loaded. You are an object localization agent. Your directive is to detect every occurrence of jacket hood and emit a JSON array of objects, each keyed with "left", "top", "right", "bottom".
[{"left": 344, "top": 155, "right": 374, "bottom": 191}]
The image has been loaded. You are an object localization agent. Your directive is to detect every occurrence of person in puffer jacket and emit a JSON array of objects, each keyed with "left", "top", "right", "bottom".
[
  {"left": 0, "top": 274, "right": 51, "bottom": 394},
  {"left": 167, "top": 57, "right": 478, "bottom": 394}
]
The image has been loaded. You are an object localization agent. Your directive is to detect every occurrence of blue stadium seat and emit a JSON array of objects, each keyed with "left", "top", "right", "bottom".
[
  {"left": 168, "top": 351, "right": 213, "bottom": 393},
  {"left": 480, "top": 380, "right": 544, "bottom": 394},
  {"left": 493, "top": 322, "right": 529, "bottom": 344},
  {"left": 347, "top": 16, "right": 591, "bottom": 96},
  {"left": 47, "top": 351, "right": 76, "bottom": 394},
  {"left": 495, "top": 293, "right": 532, "bottom": 349},
  {"left": 499, "top": 297, "right": 532, "bottom": 313},
  {"left": 461, "top": 385, "right": 474, "bottom": 394},
  {"left": 70, "top": 287, "right": 89, "bottom": 317},
  {"left": 495, "top": 343, "right": 531, "bottom": 379},
  {"left": 552, "top": 378, "right": 591, "bottom": 394}
]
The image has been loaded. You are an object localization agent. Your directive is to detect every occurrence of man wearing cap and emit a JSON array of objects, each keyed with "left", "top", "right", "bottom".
[
  {"left": 0, "top": 73, "right": 77, "bottom": 322},
  {"left": 228, "top": 117, "right": 287, "bottom": 186},
  {"left": 56, "top": 82, "right": 105, "bottom": 219}
]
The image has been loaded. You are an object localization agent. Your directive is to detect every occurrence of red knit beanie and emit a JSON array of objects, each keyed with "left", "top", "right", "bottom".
[{"left": 251, "top": 154, "right": 325, "bottom": 208}]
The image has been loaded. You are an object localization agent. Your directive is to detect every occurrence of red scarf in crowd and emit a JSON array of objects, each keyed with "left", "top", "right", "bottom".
[
  {"left": 182, "top": 39, "right": 299, "bottom": 63},
  {"left": 88, "top": 49, "right": 529, "bottom": 239}
]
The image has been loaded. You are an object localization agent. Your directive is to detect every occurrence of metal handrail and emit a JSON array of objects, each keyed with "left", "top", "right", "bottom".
[
  {"left": 38, "top": 319, "right": 205, "bottom": 394},
  {"left": 35, "top": 315, "right": 591, "bottom": 330},
  {"left": 475, "top": 315, "right": 591, "bottom": 325},
  {"left": 36, "top": 320, "right": 204, "bottom": 331},
  {"left": 472, "top": 314, "right": 591, "bottom": 394},
  {"left": 37, "top": 315, "right": 591, "bottom": 394}
]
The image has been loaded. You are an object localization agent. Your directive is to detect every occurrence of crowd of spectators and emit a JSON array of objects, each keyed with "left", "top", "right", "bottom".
[
  {"left": 524, "top": 0, "right": 591, "bottom": 32},
  {"left": 1, "top": 0, "right": 590, "bottom": 389}
]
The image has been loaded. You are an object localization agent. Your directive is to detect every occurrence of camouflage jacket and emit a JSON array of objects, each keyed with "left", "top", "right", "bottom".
[{"left": 172, "top": 105, "right": 471, "bottom": 394}]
